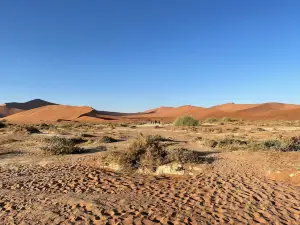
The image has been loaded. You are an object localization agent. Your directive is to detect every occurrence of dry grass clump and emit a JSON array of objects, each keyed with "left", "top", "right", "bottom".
[
  {"left": 206, "top": 118, "right": 218, "bottom": 123},
  {"left": 116, "top": 134, "right": 169, "bottom": 171},
  {"left": 106, "top": 134, "right": 201, "bottom": 172},
  {"left": 167, "top": 148, "right": 205, "bottom": 164},
  {"left": 204, "top": 137, "right": 249, "bottom": 150},
  {"left": 261, "top": 137, "right": 300, "bottom": 152},
  {"left": 200, "top": 127, "right": 223, "bottom": 133},
  {"left": 222, "top": 117, "right": 236, "bottom": 122},
  {"left": 173, "top": 116, "right": 199, "bottom": 127},
  {"left": 12, "top": 126, "right": 41, "bottom": 135},
  {"left": 203, "top": 135, "right": 300, "bottom": 152},
  {"left": 100, "top": 136, "right": 119, "bottom": 143},
  {"left": 38, "top": 123, "right": 56, "bottom": 130},
  {"left": 41, "top": 136, "right": 85, "bottom": 155}
]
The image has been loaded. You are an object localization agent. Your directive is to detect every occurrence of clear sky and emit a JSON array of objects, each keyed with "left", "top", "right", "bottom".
[{"left": 1, "top": 0, "right": 299, "bottom": 112}]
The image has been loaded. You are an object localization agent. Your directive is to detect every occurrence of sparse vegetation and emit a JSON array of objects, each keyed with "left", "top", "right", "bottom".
[
  {"left": 41, "top": 136, "right": 85, "bottom": 155},
  {"left": 106, "top": 134, "right": 204, "bottom": 172},
  {"left": 206, "top": 118, "right": 218, "bottom": 123},
  {"left": 222, "top": 117, "right": 236, "bottom": 122},
  {"left": 100, "top": 135, "right": 119, "bottom": 143},
  {"left": 12, "top": 126, "right": 41, "bottom": 135},
  {"left": 108, "top": 134, "right": 168, "bottom": 171},
  {"left": 173, "top": 116, "right": 199, "bottom": 127}
]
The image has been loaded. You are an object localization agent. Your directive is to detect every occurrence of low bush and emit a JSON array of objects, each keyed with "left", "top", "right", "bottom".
[
  {"left": 107, "top": 134, "right": 202, "bottom": 172},
  {"left": 115, "top": 134, "right": 168, "bottom": 171},
  {"left": 41, "top": 136, "right": 84, "bottom": 155},
  {"left": 13, "top": 126, "right": 41, "bottom": 135},
  {"left": 262, "top": 140, "right": 282, "bottom": 150},
  {"left": 204, "top": 136, "right": 300, "bottom": 152},
  {"left": 222, "top": 117, "right": 235, "bottom": 122},
  {"left": 100, "top": 136, "right": 119, "bottom": 143},
  {"left": 280, "top": 136, "right": 300, "bottom": 152},
  {"left": 206, "top": 118, "right": 218, "bottom": 123},
  {"left": 173, "top": 116, "right": 199, "bottom": 127},
  {"left": 204, "top": 137, "right": 248, "bottom": 150}
]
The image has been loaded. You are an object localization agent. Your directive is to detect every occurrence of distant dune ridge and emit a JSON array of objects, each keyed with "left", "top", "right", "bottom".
[
  {"left": 1, "top": 99, "right": 300, "bottom": 123},
  {"left": 0, "top": 99, "right": 55, "bottom": 118}
]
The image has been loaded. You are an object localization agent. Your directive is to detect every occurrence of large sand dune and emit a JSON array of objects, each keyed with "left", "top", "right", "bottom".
[
  {"left": 0, "top": 105, "right": 23, "bottom": 118},
  {"left": 143, "top": 103, "right": 300, "bottom": 121},
  {"left": 4, "top": 105, "right": 94, "bottom": 123},
  {"left": 2, "top": 99, "right": 300, "bottom": 123}
]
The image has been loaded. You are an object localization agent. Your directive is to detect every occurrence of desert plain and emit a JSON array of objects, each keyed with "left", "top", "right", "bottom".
[{"left": 0, "top": 99, "right": 300, "bottom": 224}]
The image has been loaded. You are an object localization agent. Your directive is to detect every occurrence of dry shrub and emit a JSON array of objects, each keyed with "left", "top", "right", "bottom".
[
  {"left": 262, "top": 137, "right": 300, "bottom": 152},
  {"left": 167, "top": 148, "right": 205, "bottom": 164},
  {"left": 204, "top": 137, "right": 248, "bottom": 150},
  {"left": 281, "top": 136, "right": 300, "bottom": 151},
  {"left": 38, "top": 123, "right": 56, "bottom": 130},
  {"left": 12, "top": 126, "right": 41, "bottom": 135},
  {"left": 173, "top": 116, "right": 199, "bottom": 127},
  {"left": 100, "top": 136, "right": 119, "bottom": 143},
  {"left": 41, "top": 136, "right": 85, "bottom": 155},
  {"left": 106, "top": 134, "right": 205, "bottom": 172},
  {"left": 114, "top": 134, "right": 168, "bottom": 171},
  {"left": 200, "top": 127, "right": 223, "bottom": 133},
  {"left": 206, "top": 118, "right": 218, "bottom": 123},
  {"left": 204, "top": 135, "right": 300, "bottom": 152},
  {"left": 222, "top": 117, "right": 236, "bottom": 122}
]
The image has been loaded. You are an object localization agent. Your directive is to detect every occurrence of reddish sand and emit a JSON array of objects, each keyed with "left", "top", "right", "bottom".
[
  {"left": 0, "top": 105, "right": 23, "bottom": 118},
  {"left": 2, "top": 99, "right": 300, "bottom": 123},
  {"left": 141, "top": 103, "right": 300, "bottom": 121},
  {"left": 4, "top": 105, "right": 94, "bottom": 123},
  {"left": 210, "top": 102, "right": 259, "bottom": 112}
]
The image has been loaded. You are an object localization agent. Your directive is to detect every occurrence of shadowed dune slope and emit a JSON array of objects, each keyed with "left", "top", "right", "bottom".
[
  {"left": 0, "top": 105, "right": 23, "bottom": 118},
  {"left": 4, "top": 99, "right": 56, "bottom": 110},
  {"left": 4, "top": 105, "right": 94, "bottom": 123}
]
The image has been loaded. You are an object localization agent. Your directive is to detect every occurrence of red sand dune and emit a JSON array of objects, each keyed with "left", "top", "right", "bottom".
[
  {"left": 210, "top": 103, "right": 259, "bottom": 112},
  {"left": 2, "top": 99, "right": 300, "bottom": 123},
  {"left": 4, "top": 105, "right": 94, "bottom": 123},
  {"left": 141, "top": 103, "right": 300, "bottom": 121},
  {"left": 0, "top": 105, "right": 23, "bottom": 118},
  {"left": 140, "top": 105, "right": 206, "bottom": 119}
]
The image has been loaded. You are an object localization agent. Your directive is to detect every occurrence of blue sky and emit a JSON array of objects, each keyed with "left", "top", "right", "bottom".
[{"left": 1, "top": 0, "right": 299, "bottom": 112}]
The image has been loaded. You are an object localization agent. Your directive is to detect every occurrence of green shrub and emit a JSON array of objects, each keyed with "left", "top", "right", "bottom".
[
  {"left": 206, "top": 118, "right": 218, "bottom": 123},
  {"left": 41, "top": 136, "right": 84, "bottom": 155},
  {"left": 173, "top": 116, "right": 199, "bottom": 127}
]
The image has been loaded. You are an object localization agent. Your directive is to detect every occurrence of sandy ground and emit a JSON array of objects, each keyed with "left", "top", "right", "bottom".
[{"left": 0, "top": 123, "right": 300, "bottom": 224}]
